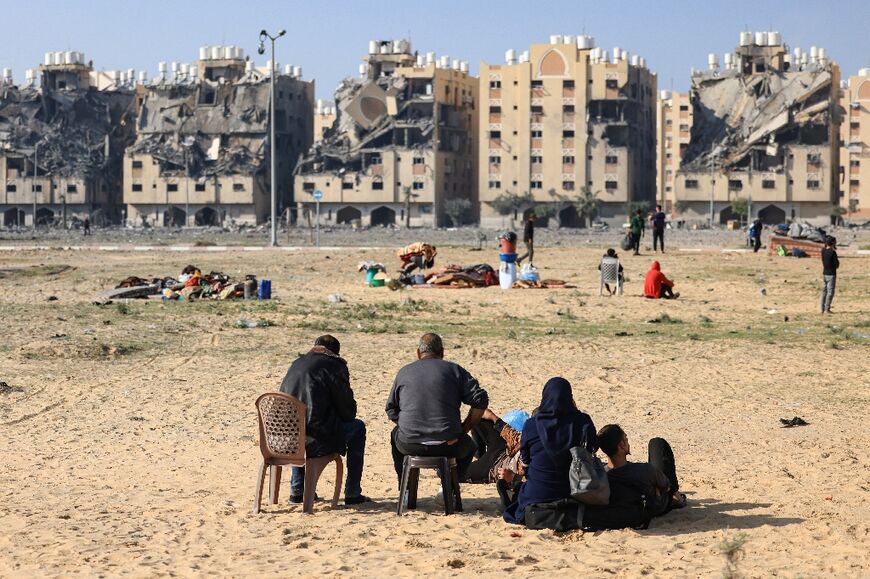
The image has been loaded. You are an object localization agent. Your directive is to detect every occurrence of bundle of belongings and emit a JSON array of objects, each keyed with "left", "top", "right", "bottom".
[
  {"left": 786, "top": 222, "right": 828, "bottom": 243},
  {"left": 417, "top": 263, "right": 498, "bottom": 288},
  {"left": 104, "top": 264, "right": 249, "bottom": 301},
  {"left": 512, "top": 278, "right": 571, "bottom": 289}
]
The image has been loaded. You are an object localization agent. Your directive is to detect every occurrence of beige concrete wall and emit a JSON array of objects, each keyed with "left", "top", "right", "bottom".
[{"left": 839, "top": 74, "right": 870, "bottom": 217}]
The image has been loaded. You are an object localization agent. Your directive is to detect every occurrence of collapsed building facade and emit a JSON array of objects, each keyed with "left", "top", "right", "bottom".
[
  {"left": 0, "top": 53, "right": 136, "bottom": 227},
  {"left": 674, "top": 32, "right": 841, "bottom": 225},
  {"left": 294, "top": 40, "right": 479, "bottom": 228},
  {"left": 479, "top": 35, "right": 657, "bottom": 227},
  {"left": 124, "top": 47, "right": 314, "bottom": 227}
]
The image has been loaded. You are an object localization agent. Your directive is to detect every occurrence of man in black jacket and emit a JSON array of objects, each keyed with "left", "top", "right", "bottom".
[
  {"left": 821, "top": 236, "right": 839, "bottom": 314},
  {"left": 280, "top": 335, "right": 370, "bottom": 505},
  {"left": 386, "top": 333, "right": 489, "bottom": 487}
]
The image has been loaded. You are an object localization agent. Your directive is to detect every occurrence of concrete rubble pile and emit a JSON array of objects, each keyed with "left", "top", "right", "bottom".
[
  {"left": 683, "top": 66, "right": 834, "bottom": 171},
  {"left": 296, "top": 73, "right": 436, "bottom": 174},
  {"left": 0, "top": 86, "right": 136, "bottom": 178},
  {"left": 129, "top": 78, "right": 275, "bottom": 179}
]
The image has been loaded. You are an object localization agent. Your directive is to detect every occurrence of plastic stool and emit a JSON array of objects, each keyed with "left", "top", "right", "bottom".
[{"left": 396, "top": 455, "right": 463, "bottom": 515}]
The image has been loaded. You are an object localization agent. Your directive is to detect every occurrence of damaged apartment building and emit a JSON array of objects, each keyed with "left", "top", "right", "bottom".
[
  {"left": 0, "top": 52, "right": 136, "bottom": 227},
  {"left": 479, "top": 35, "right": 657, "bottom": 227},
  {"left": 674, "top": 32, "right": 841, "bottom": 225},
  {"left": 294, "top": 40, "right": 479, "bottom": 228},
  {"left": 124, "top": 46, "right": 313, "bottom": 227}
]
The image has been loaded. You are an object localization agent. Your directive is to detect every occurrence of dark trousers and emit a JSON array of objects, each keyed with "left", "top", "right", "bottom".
[
  {"left": 660, "top": 285, "right": 675, "bottom": 299},
  {"left": 391, "top": 427, "right": 477, "bottom": 488},
  {"left": 517, "top": 241, "right": 534, "bottom": 265},
  {"left": 402, "top": 255, "right": 424, "bottom": 274},
  {"left": 466, "top": 419, "right": 507, "bottom": 483},
  {"left": 647, "top": 437, "right": 679, "bottom": 515},
  {"left": 653, "top": 227, "right": 664, "bottom": 252},
  {"left": 291, "top": 419, "right": 366, "bottom": 498},
  {"left": 753, "top": 235, "right": 761, "bottom": 253},
  {"left": 631, "top": 232, "right": 641, "bottom": 254}
]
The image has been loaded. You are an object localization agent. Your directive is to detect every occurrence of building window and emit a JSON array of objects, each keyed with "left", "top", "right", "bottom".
[
  {"left": 531, "top": 130, "right": 543, "bottom": 138},
  {"left": 762, "top": 179, "right": 776, "bottom": 189},
  {"left": 369, "top": 155, "right": 382, "bottom": 165},
  {"left": 412, "top": 182, "right": 424, "bottom": 190},
  {"left": 167, "top": 184, "right": 178, "bottom": 192},
  {"left": 32, "top": 184, "right": 42, "bottom": 192},
  {"left": 679, "top": 124, "right": 689, "bottom": 131},
  {"left": 665, "top": 119, "right": 673, "bottom": 127},
  {"left": 490, "top": 130, "right": 502, "bottom": 139},
  {"left": 489, "top": 80, "right": 501, "bottom": 89},
  {"left": 563, "top": 130, "right": 575, "bottom": 138},
  {"left": 489, "top": 155, "right": 501, "bottom": 164},
  {"left": 531, "top": 105, "right": 543, "bottom": 114},
  {"left": 807, "top": 180, "right": 820, "bottom": 189},
  {"left": 132, "top": 160, "right": 143, "bottom": 169},
  {"left": 413, "top": 157, "right": 426, "bottom": 165},
  {"left": 531, "top": 80, "right": 543, "bottom": 88},
  {"left": 488, "top": 180, "right": 501, "bottom": 189},
  {"left": 685, "top": 179, "right": 699, "bottom": 189},
  {"left": 490, "top": 106, "right": 501, "bottom": 113},
  {"left": 303, "top": 182, "right": 314, "bottom": 192},
  {"left": 807, "top": 153, "right": 820, "bottom": 165},
  {"left": 605, "top": 155, "right": 618, "bottom": 164},
  {"left": 342, "top": 181, "right": 353, "bottom": 190},
  {"left": 728, "top": 179, "right": 742, "bottom": 191},
  {"left": 850, "top": 160, "right": 860, "bottom": 167},
  {"left": 132, "top": 183, "right": 143, "bottom": 192},
  {"left": 605, "top": 79, "right": 618, "bottom": 89},
  {"left": 530, "top": 181, "right": 542, "bottom": 189},
  {"left": 233, "top": 183, "right": 245, "bottom": 192},
  {"left": 563, "top": 80, "right": 574, "bottom": 88},
  {"left": 531, "top": 155, "right": 543, "bottom": 163},
  {"left": 679, "top": 105, "right": 689, "bottom": 112},
  {"left": 372, "top": 180, "right": 384, "bottom": 190},
  {"left": 6, "top": 183, "right": 16, "bottom": 192},
  {"left": 563, "top": 105, "right": 575, "bottom": 113},
  {"left": 605, "top": 180, "right": 618, "bottom": 190},
  {"left": 195, "top": 183, "right": 206, "bottom": 192},
  {"left": 563, "top": 155, "right": 575, "bottom": 164},
  {"left": 562, "top": 181, "right": 575, "bottom": 190},
  {"left": 665, "top": 186, "right": 672, "bottom": 192}
]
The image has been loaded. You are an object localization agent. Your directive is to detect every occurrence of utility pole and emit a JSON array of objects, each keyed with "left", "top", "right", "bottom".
[
  {"left": 259, "top": 28, "right": 286, "bottom": 247},
  {"left": 708, "top": 146, "right": 715, "bottom": 228},
  {"left": 32, "top": 143, "right": 39, "bottom": 230}
]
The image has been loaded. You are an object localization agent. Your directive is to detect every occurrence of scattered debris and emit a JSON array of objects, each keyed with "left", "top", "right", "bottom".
[
  {"left": 0, "top": 381, "right": 24, "bottom": 395},
  {"left": 780, "top": 416, "right": 809, "bottom": 428},
  {"left": 327, "top": 293, "right": 345, "bottom": 303}
]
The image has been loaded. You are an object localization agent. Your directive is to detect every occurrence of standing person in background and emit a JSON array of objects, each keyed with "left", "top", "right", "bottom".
[
  {"left": 651, "top": 205, "right": 666, "bottom": 253},
  {"left": 83, "top": 216, "right": 91, "bottom": 236},
  {"left": 630, "top": 209, "right": 645, "bottom": 256},
  {"left": 821, "top": 236, "right": 839, "bottom": 314},
  {"left": 749, "top": 219, "right": 763, "bottom": 253},
  {"left": 517, "top": 214, "right": 536, "bottom": 266}
]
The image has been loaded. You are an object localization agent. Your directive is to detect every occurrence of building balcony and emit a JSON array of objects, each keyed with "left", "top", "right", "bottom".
[
  {"left": 531, "top": 138, "right": 543, "bottom": 149},
  {"left": 562, "top": 138, "right": 574, "bottom": 148}
]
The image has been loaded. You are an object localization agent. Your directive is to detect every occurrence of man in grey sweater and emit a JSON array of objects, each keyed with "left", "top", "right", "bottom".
[{"left": 386, "top": 333, "right": 489, "bottom": 486}]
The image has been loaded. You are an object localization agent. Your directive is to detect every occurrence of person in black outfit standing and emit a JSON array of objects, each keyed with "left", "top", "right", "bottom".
[
  {"left": 749, "top": 219, "right": 763, "bottom": 253},
  {"left": 517, "top": 214, "right": 536, "bottom": 266},
  {"left": 280, "top": 335, "right": 371, "bottom": 505},
  {"left": 386, "top": 333, "right": 489, "bottom": 486},
  {"left": 821, "top": 236, "right": 839, "bottom": 314},
  {"left": 651, "top": 205, "right": 666, "bottom": 253}
]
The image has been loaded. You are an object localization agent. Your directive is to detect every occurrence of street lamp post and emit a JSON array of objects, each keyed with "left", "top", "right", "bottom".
[
  {"left": 259, "top": 28, "right": 286, "bottom": 247},
  {"left": 181, "top": 136, "right": 195, "bottom": 227}
]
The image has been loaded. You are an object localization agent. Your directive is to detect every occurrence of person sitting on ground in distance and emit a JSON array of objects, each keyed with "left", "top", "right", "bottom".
[
  {"left": 399, "top": 242, "right": 437, "bottom": 275},
  {"left": 582, "top": 424, "right": 686, "bottom": 530},
  {"left": 386, "top": 333, "right": 489, "bottom": 490},
  {"left": 465, "top": 408, "right": 529, "bottom": 484},
  {"left": 643, "top": 260, "right": 679, "bottom": 299},
  {"left": 598, "top": 248, "right": 625, "bottom": 295},
  {"left": 502, "top": 377, "right": 597, "bottom": 527},
  {"left": 279, "top": 335, "right": 371, "bottom": 505}
]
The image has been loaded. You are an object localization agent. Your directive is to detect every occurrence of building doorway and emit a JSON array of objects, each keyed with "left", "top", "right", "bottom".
[
  {"left": 370, "top": 206, "right": 395, "bottom": 227},
  {"left": 336, "top": 206, "right": 362, "bottom": 225},
  {"left": 3, "top": 208, "right": 25, "bottom": 227},
  {"left": 195, "top": 207, "right": 218, "bottom": 226},
  {"left": 163, "top": 206, "right": 186, "bottom": 227},
  {"left": 35, "top": 207, "right": 55, "bottom": 226},
  {"left": 758, "top": 204, "right": 786, "bottom": 225},
  {"left": 558, "top": 205, "right": 584, "bottom": 228}
]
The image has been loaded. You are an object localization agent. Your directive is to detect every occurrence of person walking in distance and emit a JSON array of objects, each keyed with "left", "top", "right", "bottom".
[
  {"left": 651, "top": 205, "right": 666, "bottom": 253},
  {"left": 820, "top": 236, "right": 839, "bottom": 314},
  {"left": 83, "top": 216, "right": 91, "bottom": 236},
  {"left": 749, "top": 219, "right": 763, "bottom": 253},
  {"left": 630, "top": 209, "right": 645, "bottom": 256},
  {"left": 517, "top": 214, "right": 536, "bottom": 266}
]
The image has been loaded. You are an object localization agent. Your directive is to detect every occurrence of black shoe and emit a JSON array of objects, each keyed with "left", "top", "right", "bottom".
[
  {"left": 289, "top": 493, "right": 319, "bottom": 504},
  {"left": 345, "top": 495, "right": 372, "bottom": 505}
]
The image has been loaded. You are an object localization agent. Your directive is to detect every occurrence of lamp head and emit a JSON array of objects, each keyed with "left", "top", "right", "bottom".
[
  {"left": 278, "top": 30, "right": 286, "bottom": 37},
  {"left": 257, "top": 43, "right": 265, "bottom": 55}
]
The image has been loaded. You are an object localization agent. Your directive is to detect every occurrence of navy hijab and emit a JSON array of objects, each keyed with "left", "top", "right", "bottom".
[{"left": 534, "top": 377, "right": 598, "bottom": 457}]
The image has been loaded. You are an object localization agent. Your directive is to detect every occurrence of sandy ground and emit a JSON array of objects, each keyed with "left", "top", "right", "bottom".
[{"left": 0, "top": 243, "right": 868, "bottom": 578}]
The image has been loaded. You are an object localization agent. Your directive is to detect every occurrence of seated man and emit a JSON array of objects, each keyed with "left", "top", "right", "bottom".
[
  {"left": 386, "top": 333, "right": 488, "bottom": 489},
  {"left": 279, "top": 335, "right": 370, "bottom": 505},
  {"left": 644, "top": 260, "right": 679, "bottom": 299},
  {"left": 584, "top": 424, "right": 685, "bottom": 530},
  {"left": 399, "top": 242, "right": 437, "bottom": 275},
  {"left": 598, "top": 248, "right": 625, "bottom": 295}
]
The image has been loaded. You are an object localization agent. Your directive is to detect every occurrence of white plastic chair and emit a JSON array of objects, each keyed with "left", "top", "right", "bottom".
[{"left": 599, "top": 257, "right": 623, "bottom": 296}]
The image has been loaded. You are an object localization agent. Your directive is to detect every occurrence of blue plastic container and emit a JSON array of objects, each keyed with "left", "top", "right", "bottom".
[
  {"left": 499, "top": 252, "right": 518, "bottom": 263},
  {"left": 258, "top": 279, "right": 272, "bottom": 300}
]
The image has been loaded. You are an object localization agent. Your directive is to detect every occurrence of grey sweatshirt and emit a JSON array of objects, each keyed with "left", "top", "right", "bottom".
[{"left": 386, "top": 358, "right": 489, "bottom": 443}]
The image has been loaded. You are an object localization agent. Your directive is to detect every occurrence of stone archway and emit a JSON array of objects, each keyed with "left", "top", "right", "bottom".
[
  {"left": 558, "top": 205, "right": 584, "bottom": 228},
  {"left": 195, "top": 207, "right": 218, "bottom": 226},
  {"left": 758, "top": 204, "right": 786, "bottom": 225},
  {"left": 370, "top": 206, "right": 396, "bottom": 227},
  {"left": 163, "top": 206, "right": 186, "bottom": 227},
  {"left": 719, "top": 205, "right": 737, "bottom": 224},
  {"left": 35, "top": 207, "right": 55, "bottom": 226},
  {"left": 336, "top": 206, "right": 362, "bottom": 225},
  {"left": 4, "top": 207, "right": 25, "bottom": 227},
  {"left": 538, "top": 49, "right": 568, "bottom": 77}
]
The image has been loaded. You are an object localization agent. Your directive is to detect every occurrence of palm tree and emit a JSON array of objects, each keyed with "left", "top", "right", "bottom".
[{"left": 573, "top": 186, "right": 601, "bottom": 227}]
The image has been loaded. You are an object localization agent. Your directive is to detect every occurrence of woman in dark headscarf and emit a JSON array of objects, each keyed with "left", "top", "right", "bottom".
[{"left": 503, "top": 377, "right": 597, "bottom": 525}]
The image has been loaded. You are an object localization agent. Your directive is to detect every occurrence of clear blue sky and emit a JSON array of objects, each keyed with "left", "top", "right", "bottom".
[{"left": 2, "top": 0, "right": 867, "bottom": 100}]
